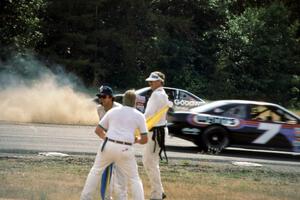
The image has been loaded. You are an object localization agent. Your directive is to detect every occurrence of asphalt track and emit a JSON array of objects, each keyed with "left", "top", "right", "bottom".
[{"left": 0, "top": 122, "right": 299, "bottom": 167}]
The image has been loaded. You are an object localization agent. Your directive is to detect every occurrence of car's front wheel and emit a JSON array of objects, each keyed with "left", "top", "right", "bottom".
[{"left": 200, "top": 126, "right": 229, "bottom": 153}]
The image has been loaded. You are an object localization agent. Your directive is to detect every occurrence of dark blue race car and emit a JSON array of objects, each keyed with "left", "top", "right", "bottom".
[{"left": 167, "top": 100, "right": 300, "bottom": 153}]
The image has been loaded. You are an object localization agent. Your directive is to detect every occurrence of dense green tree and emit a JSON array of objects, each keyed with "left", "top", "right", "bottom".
[
  {"left": 40, "top": 0, "right": 158, "bottom": 88},
  {"left": 2, "top": 0, "right": 299, "bottom": 107},
  {"left": 217, "top": 2, "right": 300, "bottom": 106},
  {"left": 0, "top": 0, "right": 45, "bottom": 57},
  {"left": 94, "top": 0, "right": 159, "bottom": 88},
  {"left": 149, "top": 0, "right": 226, "bottom": 98},
  {"left": 39, "top": 0, "right": 97, "bottom": 86}
]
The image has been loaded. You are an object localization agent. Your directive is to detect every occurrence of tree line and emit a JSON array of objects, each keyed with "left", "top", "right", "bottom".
[{"left": 0, "top": 0, "right": 299, "bottom": 107}]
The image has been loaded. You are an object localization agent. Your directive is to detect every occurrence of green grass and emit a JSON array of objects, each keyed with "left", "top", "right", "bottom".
[{"left": 0, "top": 156, "right": 300, "bottom": 200}]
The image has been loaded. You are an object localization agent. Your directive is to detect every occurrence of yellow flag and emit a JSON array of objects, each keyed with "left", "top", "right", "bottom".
[{"left": 135, "top": 105, "right": 169, "bottom": 137}]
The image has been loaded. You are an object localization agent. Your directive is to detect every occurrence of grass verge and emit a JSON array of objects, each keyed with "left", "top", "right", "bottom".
[{"left": 0, "top": 155, "right": 299, "bottom": 200}]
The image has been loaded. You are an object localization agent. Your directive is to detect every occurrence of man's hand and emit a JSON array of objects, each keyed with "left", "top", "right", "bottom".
[
  {"left": 135, "top": 134, "right": 148, "bottom": 144},
  {"left": 95, "top": 126, "right": 106, "bottom": 140}
]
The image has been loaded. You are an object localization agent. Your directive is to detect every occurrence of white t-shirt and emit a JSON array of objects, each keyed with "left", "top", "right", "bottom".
[
  {"left": 99, "top": 106, "right": 148, "bottom": 143},
  {"left": 96, "top": 102, "right": 121, "bottom": 120},
  {"left": 144, "top": 87, "right": 169, "bottom": 127}
]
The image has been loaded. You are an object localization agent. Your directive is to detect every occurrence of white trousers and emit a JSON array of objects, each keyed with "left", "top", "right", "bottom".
[
  {"left": 81, "top": 141, "right": 143, "bottom": 200},
  {"left": 142, "top": 131, "right": 165, "bottom": 199}
]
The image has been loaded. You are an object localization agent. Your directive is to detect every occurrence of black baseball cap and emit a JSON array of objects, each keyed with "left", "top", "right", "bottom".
[{"left": 96, "top": 85, "right": 113, "bottom": 97}]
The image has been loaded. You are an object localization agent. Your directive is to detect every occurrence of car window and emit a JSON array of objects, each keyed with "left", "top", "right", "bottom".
[
  {"left": 251, "top": 105, "right": 272, "bottom": 121},
  {"left": 222, "top": 105, "right": 247, "bottom": 119},
  {"left": 171, "top": 90, "right": 204, "bottom": 111},
  {"left": 274, "top": 108, "right": 298, "bottom": 123},
  {"left": 249, "top": 105, "right": 292, "bottom": 122},
  {"left": 165, "top": 88, "right": 176, "bottom": 101},
  {"left": 179, "top": 91, "right": 196, "bottom": 101}
]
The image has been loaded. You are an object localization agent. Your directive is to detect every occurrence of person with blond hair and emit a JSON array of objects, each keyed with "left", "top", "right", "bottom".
[{"left": 81, "top": 89, "right": 148, "bottom": 200}]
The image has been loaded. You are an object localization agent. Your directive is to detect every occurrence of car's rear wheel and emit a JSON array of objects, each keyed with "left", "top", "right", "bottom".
[{"left": 200, "top": 126, "right": 229, "bottom": 153}]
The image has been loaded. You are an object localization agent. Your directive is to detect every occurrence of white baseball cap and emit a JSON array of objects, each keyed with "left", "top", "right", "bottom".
[{"left": 145, "top": 72, "right": 164, "bottom": 82}]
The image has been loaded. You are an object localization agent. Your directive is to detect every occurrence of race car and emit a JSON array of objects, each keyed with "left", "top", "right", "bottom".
[
  {"left": 114, "top": 87, "right": 205, "bottom": 113},
  {"left": 167, "top": 100, "right": 300, "bottom": 153}
]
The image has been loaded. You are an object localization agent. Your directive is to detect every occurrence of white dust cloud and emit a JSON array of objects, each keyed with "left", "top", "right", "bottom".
[{"left": 0, "top": 55, "right": 98, "bottom": 125}]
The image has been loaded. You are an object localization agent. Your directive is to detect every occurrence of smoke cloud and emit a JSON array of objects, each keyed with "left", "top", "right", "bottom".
[{"left": 0, "top": 54, "right": 98, "bottom": 125}]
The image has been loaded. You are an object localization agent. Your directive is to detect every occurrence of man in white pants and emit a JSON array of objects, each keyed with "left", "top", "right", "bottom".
[
  {"left": 81, "top": 90, "right": 148, "bottom": 200},
  {"left": 81, "top": 85, "right": 127, "bottom": 200},
  {"left": 143, "top": 71, "right": 170, "bottom": 200}
]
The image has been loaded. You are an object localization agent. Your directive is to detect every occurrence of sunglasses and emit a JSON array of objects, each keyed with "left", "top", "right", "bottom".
[{"left": 99, "top": 95, "right": 108, "bottom": 99}]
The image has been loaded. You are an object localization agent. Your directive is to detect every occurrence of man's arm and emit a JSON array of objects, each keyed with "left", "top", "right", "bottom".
[
  {"left": 95, "top": 125, "right": 106, "bottom": 140},
  {"left": 97, "top": 105, "right": 105, "bottom": 120},
  {"left": 135, "top": 113, "right": 148, "bottom": 144},
  {"left": 135, "top": 134, "right": 148, "bottom": 144},
  {"left": 144, "top": 92, "right": 159, "bottom": 118},
  {"left": 96, "top": 109, "right": 110, "bottom": 139}
]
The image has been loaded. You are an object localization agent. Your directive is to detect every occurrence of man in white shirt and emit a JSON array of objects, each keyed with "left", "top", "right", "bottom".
[
  {"left": 81, "top": 90, "right": 148, "bottom": 200},
  {"left": 81, "top": 86, "right": 127, "bottom": 200},
  {"left": 143, "top": 71, "right": 170, "bottom": 200}
]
